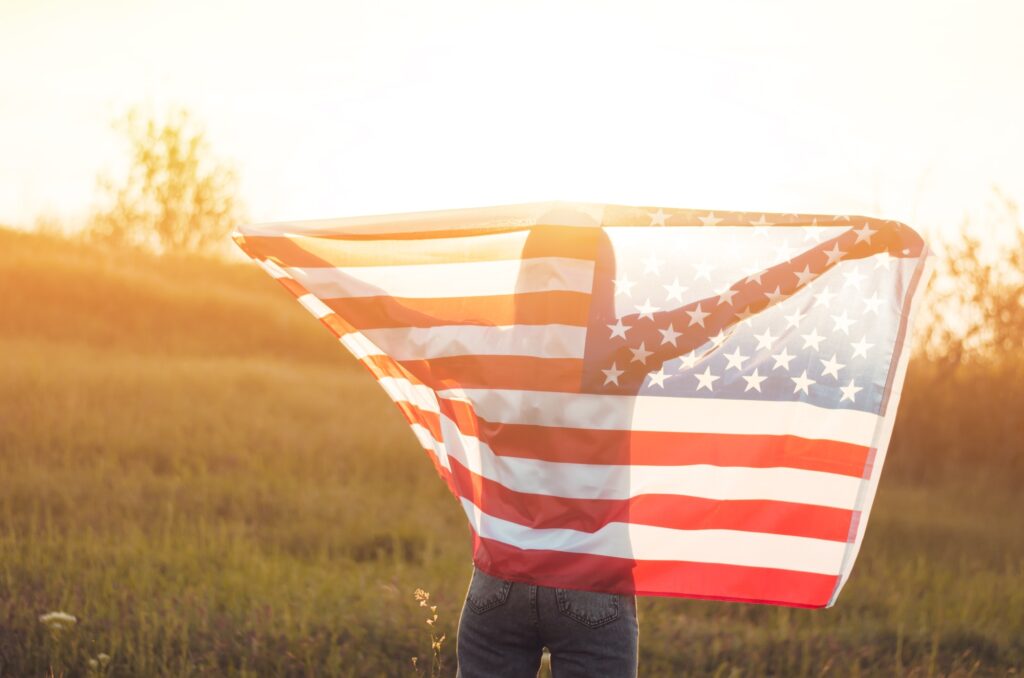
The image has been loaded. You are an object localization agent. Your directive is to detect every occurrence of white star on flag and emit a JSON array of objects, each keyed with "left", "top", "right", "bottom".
[
  {"left": 716, "top": 287, "right": 739, "bottom": 305},
  {"left": 813, "top": 288, "right": 837, "bottom": 308},
  {"left": 724, "top": 348, "right": 749, "bottom": 370},
  {"left": 635, "top": 298, "right": 660, "bottom": 321},
  {"left": 824, "top": 242, "right": 845, "bottom": 265},
  {"left": 764, "top": 287, "right": 786, "bottom": 304},
  {"left": 699, "top": 212, "right": 722, "bottom": 226},
  {"left": 840, "top": 379, "right": 864, "bottom": 402},
  {"left": 863, "top": 293, "right": 884, "bottom": 315},
  {"left": 772, "top": 348, "right": 796, "bottom": 370},
  {"left": 851, "top": 336, "right": 874, "bottom": 358},
  {"left": 754, "top": 328, "right": 776, "bottom": 350},
  {"left": 647, "top": 367, "right": 670, "bottom": 388},
  {"left": 803, "top": 221, "right": 826, "bottom": 242},
  {"left": 663, "top": 278, "right": 688, "bottom": 302},
  {"left": 831, "top": 311, "right": 856, "bottom": 334},
  {"left": 678, "top": 352, "right": 699, "bottom": 370},
  {"left": 695, "top": 366, "right": 719, "bottom": 391},
  {"left": 784, "top": 307, "right": 807, "bottom": 329},
  {"left": 820, "top": 354, "right": 845, "bottom": 379},
  {"left": 794, "top": 266, "right": 817, "bottom": 286},
  {"left": 614, "top": 274, "right": 636, "bottom": 297},
  {"left": 658, "top": 323, "right": 682, "bottom": 346},
  {"left": 853, "top": 223, "right": 877, "bottom": 244},
  {"left": 801, "top": 329, "right": 826, "bottom": 351},
  {"left": 687, "top": 304, "right": 710, "bottom": 327},
  {"left": 629, "top": 342, "right": 653, "bottom": 364},
  {"left": 607, "top": 317, "right": 630, "bottom": 339},
  {"left": 743, "top": 369, "right": 768, "bottom": 392},
  {"left": 842, "top": 268, "right": 867, "bottom": 290},
  {"left": 602, "top": 362, "right": 624, "bottom": 385},
  {"left": 648, "top": 209, "right": 668, "bottom": 226},
  {"left": 791, "top": 370, "right": 816, "bottom": 395}
]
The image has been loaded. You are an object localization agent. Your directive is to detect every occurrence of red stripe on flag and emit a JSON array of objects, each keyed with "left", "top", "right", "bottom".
[
  {"left": 471, "top": 535, "right": 838, "bottom": 608},
  {"left": 447, "top": 455, "right": 856, "bottom": 542},
  {"left": 437, "top": 399, "right": 870, "bottom": 477},
  {"left": 360, "top": 354, "right": 430, "bottom": 384},
  {"left": 277, "top": 278, "right": 309, "bottom": 298},
  {"left": 240, "top": 225, "right": 604, "bottom": 266}
]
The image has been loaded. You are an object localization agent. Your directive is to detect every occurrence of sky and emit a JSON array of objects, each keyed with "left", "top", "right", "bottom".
[{"left": 2, "top": 0, "right": 1022, "bottom": 244}]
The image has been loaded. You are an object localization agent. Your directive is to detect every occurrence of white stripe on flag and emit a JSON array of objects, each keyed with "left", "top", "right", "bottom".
[
  {"left": 438, "top": 387, "right": 879, "bottom": 448},
  {"left": 340, "top": 332, "right": 383, "bottom": 358},
  {"left": 411, "top": 425, "right": 452, "bottom": 472},
  {"left": 286, "top": 257, "right": 596, "bottom": 299},
  {"left": 296, "top": 293, "right": 334, "bottom": 319},
  {"left": 460, "top": 497, "right": 847, "bottom": 575},
  {"left": 256, "top": 257, "right": 289, "bottom": 279},
  {"left": 360, "top": 324, "right": 587, "bottom": 360},
  {"left": 376, "top": 377, "right": 442, "bottom": 414}
]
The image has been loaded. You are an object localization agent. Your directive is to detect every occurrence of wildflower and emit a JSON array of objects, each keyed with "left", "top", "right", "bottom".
[
  {"left": 411, "top": 587, "right": 445, "bottom": 677},
  {"left": 39, "top": 611, "right": 77, "bottom": 632},
  {"left": 87, "top": 653, "right": 111, "bottom": 674}
]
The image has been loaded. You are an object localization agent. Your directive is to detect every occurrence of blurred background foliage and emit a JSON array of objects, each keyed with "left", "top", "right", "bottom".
[
  {"left": 918, "top": 189, "right": 1024, "bottom": 369},
  {"left": 85, "top": 106, "right": 244, "bottom": 257},
  {"left": 895, "top": 189, "right": 1024, "bottom": 484}
]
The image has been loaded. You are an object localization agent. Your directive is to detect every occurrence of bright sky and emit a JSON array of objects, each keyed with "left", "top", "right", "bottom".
[{"left": 2, "top": 0, "right": 1022, "bottom": 242}]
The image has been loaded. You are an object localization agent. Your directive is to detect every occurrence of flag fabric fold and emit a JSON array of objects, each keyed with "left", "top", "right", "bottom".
[{"left": 233, "top": 201, "right": 928, "bottom": 608}]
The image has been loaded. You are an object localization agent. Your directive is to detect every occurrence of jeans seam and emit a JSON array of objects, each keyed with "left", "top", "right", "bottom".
[{"left": 530, "top": 584, "right": 539, "bottom": 628}]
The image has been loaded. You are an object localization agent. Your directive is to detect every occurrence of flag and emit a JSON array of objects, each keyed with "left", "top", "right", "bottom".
[{"left": 232, "top": 202, "right": 929, "bottom": 608}]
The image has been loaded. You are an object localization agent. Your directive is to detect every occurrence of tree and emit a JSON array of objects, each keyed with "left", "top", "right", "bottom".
[
  {"left": 87, "top": 106, "right": 244, "bottom": 255},
  {"left": 917, "top": 188, "right": 1024, "bottom": 372}
]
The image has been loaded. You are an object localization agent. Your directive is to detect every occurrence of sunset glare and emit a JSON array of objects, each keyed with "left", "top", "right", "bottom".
[{"left": 2, "top": 0, "right": 1023, "bottom": 238}]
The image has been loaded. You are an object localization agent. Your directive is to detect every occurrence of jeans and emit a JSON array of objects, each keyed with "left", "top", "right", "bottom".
[{"left": 456, "top": 564, "right": 639, "bottom": 678}]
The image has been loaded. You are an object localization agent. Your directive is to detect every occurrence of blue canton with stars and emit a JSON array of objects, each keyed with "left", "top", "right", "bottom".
[{"left": 581, "top": 226, "right": 920, "bottom": 415}]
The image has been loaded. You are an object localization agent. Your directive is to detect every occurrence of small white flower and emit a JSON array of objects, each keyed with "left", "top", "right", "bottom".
[{"left": 39, "top": 610, "right": 77, "bottom": 630}]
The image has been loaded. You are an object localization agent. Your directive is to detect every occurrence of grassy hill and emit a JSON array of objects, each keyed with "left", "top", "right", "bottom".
[
  {"left": 0, "top": 227, "right": 350, "bottom": 362},
  {"left": 0, "top": 228, "right": 1020, "bottom": 676}
]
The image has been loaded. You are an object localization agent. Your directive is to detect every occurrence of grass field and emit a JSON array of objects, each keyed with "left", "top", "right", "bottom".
[{"left": 0, "top": 228, "right": 1021, "bottom": 676}]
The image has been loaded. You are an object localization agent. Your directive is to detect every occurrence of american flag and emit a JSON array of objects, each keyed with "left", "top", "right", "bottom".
[{"left": 233, "top": 202, "right": 928, "bottom": 609}]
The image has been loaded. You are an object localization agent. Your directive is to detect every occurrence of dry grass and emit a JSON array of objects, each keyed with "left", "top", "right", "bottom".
[{"left": 0, "top": 228, "right": 1020, "bottom": 676}]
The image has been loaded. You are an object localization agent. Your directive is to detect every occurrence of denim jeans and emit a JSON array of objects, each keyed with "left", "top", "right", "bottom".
[{"left": 456, "top": 563, "right": 639, "bottom": 678}]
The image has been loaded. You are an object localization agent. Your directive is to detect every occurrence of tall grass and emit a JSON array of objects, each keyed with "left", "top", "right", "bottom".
[{"left": 0, "top": 228, "right": 1020, "bottom": 675}]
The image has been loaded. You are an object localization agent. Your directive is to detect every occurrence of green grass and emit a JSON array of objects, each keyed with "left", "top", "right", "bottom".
[{"left": 0, "top": 228, "right": 1021, "bottom": 676}]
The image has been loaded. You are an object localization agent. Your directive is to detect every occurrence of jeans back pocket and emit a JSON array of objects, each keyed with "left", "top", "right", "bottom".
[
  {"left": 466, "top": 567, "right": 513, "bottom": 614},
  {"left": 554, "top": 587, "right": 621, "bottom": 628}
]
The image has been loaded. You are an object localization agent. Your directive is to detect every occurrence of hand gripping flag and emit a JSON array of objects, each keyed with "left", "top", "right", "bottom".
[{"left": 232, "top": 202, "right": 929, "bottom": 608}]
